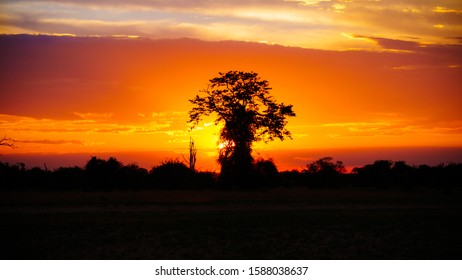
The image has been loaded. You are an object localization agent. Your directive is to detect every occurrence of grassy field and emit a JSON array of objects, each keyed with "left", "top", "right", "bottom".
[{"left": 1, "top": 188, "right": 461, "bottom": 259}]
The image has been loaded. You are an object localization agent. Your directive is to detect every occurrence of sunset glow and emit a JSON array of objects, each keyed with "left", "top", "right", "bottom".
[{"left": 1, "top": 0, "right": 461, "bottom": 171}]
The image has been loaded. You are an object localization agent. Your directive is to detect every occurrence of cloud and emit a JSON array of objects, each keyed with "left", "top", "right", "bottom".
[
  {"left": 345, "top": 34, "right": 462, "bottom": 70},
  {"left": 3, "top": 0, "right": 461, "bottom": 49},
  {"left": 320, "top": 119, "right": 462, "bottom": 139},
  {"left": 0, "top": 110, "right": 186, "bottom": 135},
  {"left": 18, "top": 139, "right": 85, "bottom": 145},
  {"left": 0, "top": 109, "right": 196, "bottom": 154},
  {"left": 433, "top": 6, "right": 462, "bottom": 14},
  {"left": 352, "top": 35, "right": 421, "bottom": 51},
  {"left": 447, "top": 36, "right": 462, "bottom": 43},
  {"left": 0, "top": 4, "right": 338, "bottom": 47},
  {"left": 73, "top": 112, "right": 113, "bottom": 121},
  {"left": 336, "top": 1, "right": 462, "bottom": 45},
  {"left": 0, "top": 0, "right": 315, "bottom": 11}
]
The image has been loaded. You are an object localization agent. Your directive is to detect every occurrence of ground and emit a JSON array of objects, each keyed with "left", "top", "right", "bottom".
[{"left": 1, "top": 188, "right": 461, "bottom": 259}]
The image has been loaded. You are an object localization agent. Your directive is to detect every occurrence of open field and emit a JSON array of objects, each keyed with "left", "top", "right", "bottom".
[{"left": 1, "top": 188, "right": 461, "bottom": 259}]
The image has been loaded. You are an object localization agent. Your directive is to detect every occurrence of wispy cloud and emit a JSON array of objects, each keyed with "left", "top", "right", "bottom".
[
  {"left": 319, "top": 119, "right": 462, "bottom": 140},
  {"left": 0, "top": 111, "right": 191, "bottom": 153},
  {"left": 74, "top": 112, "right": 114, "bottom": 122},
  {"left": 17, "top": 139, "right": 85, "bottom": 145},
  {"left": 433, "top": 6, "right": 462, "bottom": 14}
]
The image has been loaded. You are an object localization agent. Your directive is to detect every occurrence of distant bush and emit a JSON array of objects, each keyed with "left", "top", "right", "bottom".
[
  {"left": 305, "top": 157, "right": 346, "bottom": 175},
  {"left": 301, "top": 157, "right": 346, "bottom": 188},
  {"left": 252, "top": 158, "right": 279, "bottom": 188},
  {"left": 193, "top": 171, "right": 218, "bottom": 189},
  {"left": 52, "top": 166, "right": 86, "bottom": 191},
  {"left": 149, "top": 159, "right": 195, "bottom": 189},
  {"left": 119, "top": 164, "right": 148, "bottom": 190},
  {"left": 0, "top": 162, "right": 25, "bottom": 191},
  {"left": 85, "top": 157, "right": 123, "bottom": 190}
]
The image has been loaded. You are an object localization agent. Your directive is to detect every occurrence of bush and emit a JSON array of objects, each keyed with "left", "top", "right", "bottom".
[
  {"left": 253, "top": 158, "right": 279, "bottom": 188},
  {"left": 149, "top": 159, "right": 195, "bottom": 189}
]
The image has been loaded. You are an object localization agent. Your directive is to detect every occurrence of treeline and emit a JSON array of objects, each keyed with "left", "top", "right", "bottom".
[
  {"left": 0, "top": 156, "right": 461, "bottom": 191},
  {"left": 279, "top": 157, "right": 462, "bottom": 191},
  {"left": 0, "top": 157, "right": 215, "bottom": 191}
]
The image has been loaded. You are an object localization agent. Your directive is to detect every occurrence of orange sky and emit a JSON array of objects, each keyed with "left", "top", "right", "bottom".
[
  {"left": 1, "top": 35, "right": 461, "bottom": 170},
  {"left": 1, "top": 0, "right": 461, "bottom": 170}
]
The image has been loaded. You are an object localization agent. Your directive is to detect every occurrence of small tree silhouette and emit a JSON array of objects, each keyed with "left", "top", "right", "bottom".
[
  {"left": 0, "top": 135, "right": 15, "bottom": 148},
  {"left": 306, "top": 157, "right": 346, "bottom": 175},
  {"left": 188, "top": 71, "right": 295, "bottom": 185},
  {"left": 150, "top": 159, "right": 195, "bottom": 188},
  {"left": 85, "top": 156, "right": 123, "bottom": 190},
  {"left": 182, "top": 137, "right": 197, "bottom": 171}
]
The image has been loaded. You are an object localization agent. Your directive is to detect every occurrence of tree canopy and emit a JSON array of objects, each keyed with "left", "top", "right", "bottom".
[{"left": 188, "top": 71, "right": 295, "bottom": 183}]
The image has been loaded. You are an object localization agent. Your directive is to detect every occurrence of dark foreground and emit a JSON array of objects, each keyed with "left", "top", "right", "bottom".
[{"left": 1, "top": 188, "right": 461, "bottom": 259}]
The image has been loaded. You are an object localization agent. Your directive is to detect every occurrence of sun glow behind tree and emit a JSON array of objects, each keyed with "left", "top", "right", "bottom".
[{"left": 188, "top": 71, "right": 295, "bottom": 183}]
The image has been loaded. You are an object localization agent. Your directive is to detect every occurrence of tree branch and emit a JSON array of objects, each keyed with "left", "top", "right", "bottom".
[{"left": 0, "top": 135, "right": 16, "bottom": 148}]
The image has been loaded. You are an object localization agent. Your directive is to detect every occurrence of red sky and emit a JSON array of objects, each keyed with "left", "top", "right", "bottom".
[
  {"left": 1, "top": 0, "right": 462, "bottom": 170},
  {"left": 1, "top": 35, "right": 461, "bottom": 170}
]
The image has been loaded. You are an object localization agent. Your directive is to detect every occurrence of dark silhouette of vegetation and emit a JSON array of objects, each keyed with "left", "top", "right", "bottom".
[
  {"left": 305, "top": 157, "right": 346, "bottom": 175},
  {"left": 182, "top": 137, "right": 197, "bottom": 171},
  {"left": 149, "top": 159, "right": 195, "bottom": 188},
  {"left": 188, "top": 71, "right": 295, "bottom": 186},
  {"left": 85, "top": 156, "right": 123, "bottom": 190},
  {"left": 1, "top": 156, "right": 461, "bottom": 192},
  {"left": 0, "top": 135, "right": 15, "bottom": 148},
  {"left": 303, "top": 157, "right": 346, "bottom": 187},
  {"left": 252, "top": 158, "right": 279, "bottom": 188}
]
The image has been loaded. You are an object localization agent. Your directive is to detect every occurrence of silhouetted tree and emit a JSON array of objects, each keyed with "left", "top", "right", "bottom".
[
  {"left": 53, "top": 166, "right": 86, "bottom": 190},
  {"left": 119, "top": 164, "right": 148, "bottom": 190},
  {"left": 188, "top": 71, "right": 295, "bottom": 185},
  {"left": 391, "top": 161, "right": 414, "bottom": 188},
  {"left": 304, "top": 157, "right": 346, "bottom": 187},
  {"left": 0, "top": 162, "right": 25, "bottom": 190},
  {"left": 182, "top": 137, "right": 197, "bottom": 171},
  {"left": 85, "top": 156, "right": 123, "bottom": 190},
  {"left": 27, "top": 166, "right": 51, "bottom": 190},
  {"left": 253, "top": 158, "right": 279, "bottom": 187},
  {"left": 305, "top": 157, "right": 346, "bottom": 175},
  {"left": 352, "top": 160, "right": 394, "bottom": 188},
  {"left": 149, "top": 159, "right": 195, "bottom": 188},
  {"left": 0, "top": 135, "right": 15, "bottom": 148}
]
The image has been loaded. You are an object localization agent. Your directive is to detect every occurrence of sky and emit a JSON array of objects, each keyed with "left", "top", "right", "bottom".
[
  {"left": 1, "top": 0, "right": 462, "bottom": 171},
  {"left": 1, "top": 0, "right": 462, "bottom": 49}
]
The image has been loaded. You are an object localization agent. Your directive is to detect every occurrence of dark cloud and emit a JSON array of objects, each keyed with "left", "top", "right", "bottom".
[
  {"left": 448, "top": 36, "right": 462, "bottom": 43},
  {"left": 371, "top": 37, "right": 421, "bottom": 51},
  {"left": 352, "top": 34, "right": 462, "bottom": 60}
]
